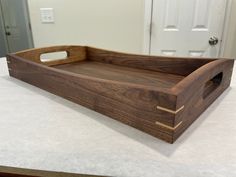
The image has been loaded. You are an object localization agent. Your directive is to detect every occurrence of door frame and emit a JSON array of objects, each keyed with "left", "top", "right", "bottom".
[
  {"left": 22, "top": 0, "right": 34, "bottom": 49},
  {"left": 143, "top": 0, "right": 232, "bottom": 57},
  {"left": 0, "top": 1, "right": 9, "bottom": 54}
]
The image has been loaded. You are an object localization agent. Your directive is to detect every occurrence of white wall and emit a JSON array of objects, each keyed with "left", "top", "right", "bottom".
[
  {"left": 28, "top": 0, "right": 144, "bottom": 54},
  {"left": 28, "top": 0, "right": 236, "bottom": 58},
  {"left": 223, "top": 0, "right": 236, "bottom": 58}
]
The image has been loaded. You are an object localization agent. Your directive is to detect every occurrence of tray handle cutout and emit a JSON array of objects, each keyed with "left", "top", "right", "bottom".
[
  {"left": 14, "top": 46, "right": 87, "bottom": 66},
  {"left": 40, "top": 51, "right": 68, "bottom": 62},
  {"left": 203, "top": 72, "right": 223, "bottom": 99}
]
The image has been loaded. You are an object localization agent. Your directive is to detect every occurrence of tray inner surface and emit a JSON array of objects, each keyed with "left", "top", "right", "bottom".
[{"left": 53, "top": 61, "right": 185, "bottom": 89}]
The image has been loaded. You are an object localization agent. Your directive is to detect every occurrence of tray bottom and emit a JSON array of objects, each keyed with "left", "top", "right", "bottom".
[{"left": 53, "top": 61, "right": 185, "bottom": 89}]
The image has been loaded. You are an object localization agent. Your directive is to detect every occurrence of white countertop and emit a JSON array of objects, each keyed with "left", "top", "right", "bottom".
[{"left": 0, "top": 57, "right": 236, "bottom": 177}]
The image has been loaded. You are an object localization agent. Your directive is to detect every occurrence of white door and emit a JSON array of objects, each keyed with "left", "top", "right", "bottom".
[
  {"left": 0, "top": 0, "right": 33, "bottom": 53},
  {"left": 0, "top": 5, "right": 7, "bottom": 57},
  {"left": 150, "top": 0, "right": 227, "bottom": 57}
]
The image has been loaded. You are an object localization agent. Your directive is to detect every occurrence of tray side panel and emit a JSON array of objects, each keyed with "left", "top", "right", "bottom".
[
  {"left": 15, "top": 46, "right": 87, "bottom": 66},
  {"left": 7, "top": 55, "right": 179, "bottom": 143},
  {"left": 0, "top": 165, "right": 105, "bottom": 177},
  {"left": 87, "top": 47, "right": 213, "bottom": 76},
  {"left": 173, "top": 59, "right": 234, "bottom": 142}
]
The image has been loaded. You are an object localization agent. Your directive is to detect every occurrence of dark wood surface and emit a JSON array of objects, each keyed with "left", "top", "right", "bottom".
[
  {"left": 7, "top": 46, "right": 235, "bottom": 143},
  {"left": 15, "top": 46, "right": 87, "bottom": 66},
  {"left": 54, "top": 61, "right": 185, "bottom": 89},
  {"left": 87, "top": 47, "right": 214, "bottom": 76},
  {"left": 0, "top": 166, "right": 107, "bottom": 177}
]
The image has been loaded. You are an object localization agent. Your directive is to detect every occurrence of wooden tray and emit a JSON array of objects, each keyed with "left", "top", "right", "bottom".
[
  {"left": 6, "top": 46, "right": 234, "bottom": 143},
  {"left": 0, "top": 165, "right": 105, "bottom": 177}
]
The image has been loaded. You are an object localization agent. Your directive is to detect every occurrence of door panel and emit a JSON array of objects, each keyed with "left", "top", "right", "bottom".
[
  {"left": 163, "top": 0, "right": 180, "bottom": 32},
  {"left": 192, "top": 0, "right": 210, "bottom": 31},
  {"left": 150, "top": 0, "right": 227, "bottom": 58},
  {"left": 0, "top": 2, "right": 7, "bottom": 57},
  {"left": 1, "top": 0, "right": 33, "bottom": 53}
]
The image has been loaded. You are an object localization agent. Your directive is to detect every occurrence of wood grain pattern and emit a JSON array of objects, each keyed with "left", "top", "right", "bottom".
[
  {"left": 87, "top": 47, "right": 214, "bottom": 76},
  {"left": 15, "top": 46, "right": 87, "bottom": 66},
  {"left": 7, "top": 45, "right": 235, "bottom": 143},
  {"left": 0, "top": 166, "right": 106, "bottom": 177},
  {"left": 54, "top": 61, "right": 185, "bottom": 89}
]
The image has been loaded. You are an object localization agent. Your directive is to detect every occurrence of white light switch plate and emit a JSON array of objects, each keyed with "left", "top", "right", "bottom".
[{"left": 40, "top": 8, "right": 54, "bottom": 23}]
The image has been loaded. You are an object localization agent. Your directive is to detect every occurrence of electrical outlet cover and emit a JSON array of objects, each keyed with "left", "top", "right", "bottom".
[{"left": 40, "top": 8, "right": 54, "bottom": 23}]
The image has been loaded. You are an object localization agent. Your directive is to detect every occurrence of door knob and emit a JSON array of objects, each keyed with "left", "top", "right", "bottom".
[
  {"left": 5, "top": 32, "right": 11, "bottom": 36},
  {"left": 209, "top": 36, "right": 219, "bottom": 46}
]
